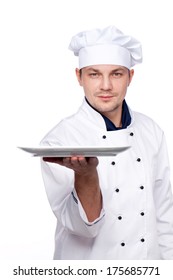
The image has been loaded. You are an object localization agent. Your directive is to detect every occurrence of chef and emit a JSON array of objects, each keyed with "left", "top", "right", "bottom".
[{"left": 41, "top": 26, "right": 173, "bottom": 259}]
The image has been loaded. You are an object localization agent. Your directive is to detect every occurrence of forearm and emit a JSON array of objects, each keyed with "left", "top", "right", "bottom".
[
  {"left": 43, "top": 155, "right": 103, "bottom": 227},
  {"left": 41, "top": 160, "right": 104, "bottom": 237},
  {"left": 75, "top": 169, "right": 102, "bottom": 222}
]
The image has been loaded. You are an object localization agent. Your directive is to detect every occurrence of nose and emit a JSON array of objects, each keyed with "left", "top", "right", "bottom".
[{"left": 100, "top": 75, "right": 113, "bottom": 91}]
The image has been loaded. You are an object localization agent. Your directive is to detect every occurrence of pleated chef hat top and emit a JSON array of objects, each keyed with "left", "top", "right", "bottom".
[{"left": 69, "top": 26, "right": 142, "bottom": 69}]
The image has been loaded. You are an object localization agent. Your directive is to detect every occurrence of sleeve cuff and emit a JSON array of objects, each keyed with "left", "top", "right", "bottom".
[{"left": 71, "top": 189, "right": 105, "bottom": 226}]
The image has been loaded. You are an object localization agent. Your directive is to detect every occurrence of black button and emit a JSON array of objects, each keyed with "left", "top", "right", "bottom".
[
  {"left": 141, "top": 238, "right": 145, "bottom": 242},
  {"left": 111, "top": 161, "right": 116, "bottom": 165},
  {"left": 137, "top": 158, "right": 141, "bottom": 162},
  {"left": 115, "top": 188, "right": 120, "bottom": 192},
  {"left": 130, "top": 132, "right": 134, "bottom": 136},
  {"left": 140, "top": 212, "right": 145, "bottom": 216},
  {"left": 121, "top": 242, "right": 125, "bottom": 246},
  {"left": 102, "top": 135, "right": 106, "bottom": 139},
  {"left": 140, "top": 186, "right": 144, "bottom": 190},
  {"left": 118, "top": 216, "right": 122, "bottom": 220}
]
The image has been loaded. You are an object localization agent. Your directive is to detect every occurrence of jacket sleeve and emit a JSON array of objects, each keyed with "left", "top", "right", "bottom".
[
  {"left": 154, "top": 133, "right": 173, "bottom": 259},
  {"left": 40, "top": 159, "right": 105, "bottom": 238}
]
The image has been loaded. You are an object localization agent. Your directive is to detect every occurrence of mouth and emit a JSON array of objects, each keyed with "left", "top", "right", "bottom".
[{"left": 97, "top": 95, "right": 114, "bottom": 100}]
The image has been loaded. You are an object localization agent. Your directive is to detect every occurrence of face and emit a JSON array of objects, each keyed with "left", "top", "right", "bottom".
[{"left": 76, "top": 64, "right": 134, "bottom": 123}]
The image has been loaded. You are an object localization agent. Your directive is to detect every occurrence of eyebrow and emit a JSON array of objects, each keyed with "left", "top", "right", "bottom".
[{"left": 86, "top": 67, "right": 126, "bottom": 72}]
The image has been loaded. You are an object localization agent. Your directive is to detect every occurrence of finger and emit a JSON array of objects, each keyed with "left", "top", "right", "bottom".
[
  {"left": 70, "top": 156, "right": 88, "bottom": 168},
  {"left": 87, "top": 157, "right": 99, "bottom": 167},
  {"left": 42, "top": 157, "right": 64, "bottom": 165},
  {"left": 78, "top": 157, "right": 88, "bottom": 167},
  {"left": 63, "top": 157, "right": 77, "bottom": 169},
  {"left": 70, "top": 156, "right": 83, "bottom": 168},
  {"left": 63, "top": 157, "right": 71, "bottom": 166}
]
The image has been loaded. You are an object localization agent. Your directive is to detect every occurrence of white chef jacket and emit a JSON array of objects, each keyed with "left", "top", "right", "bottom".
[{"left": 40, "top": 98, "right": 173, "bottom": 259}]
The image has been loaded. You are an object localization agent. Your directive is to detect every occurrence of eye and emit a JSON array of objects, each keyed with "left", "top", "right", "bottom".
[
  {"left": 89, "top": 72, "right": 99, "bottom": 78},
  {"left": 112, "top": 72, "right": 123, "bottom": 78}
]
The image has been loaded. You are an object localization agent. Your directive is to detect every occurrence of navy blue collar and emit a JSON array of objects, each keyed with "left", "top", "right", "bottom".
[{"left": 85, "top": 98, "right": 131, "bottom": 131}]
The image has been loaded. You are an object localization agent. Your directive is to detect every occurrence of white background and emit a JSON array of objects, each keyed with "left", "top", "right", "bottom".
[{"left": 0, "top": 0, "right": 173, "bottom": 260}]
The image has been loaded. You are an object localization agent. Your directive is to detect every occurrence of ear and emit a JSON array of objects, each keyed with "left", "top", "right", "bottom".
[
  {"left": 75, "top": 68, "right": 82, "bottom": 86},
  {"left": 128, "top": 69, "right": 134, "bottom": 86}
]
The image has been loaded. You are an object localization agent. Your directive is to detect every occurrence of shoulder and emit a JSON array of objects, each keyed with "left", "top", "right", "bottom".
[
  {"left": 40, "top": 113, "right": 77, "bottom": 146},
  {"left": 133, "top": 110, "right": 162, "bottom": 128},
  {"left": 132, "top": 109, "right": 164, "bottom": 143},
  {"left": 40, "top": 99, "right": 104, "bottom": 145}
]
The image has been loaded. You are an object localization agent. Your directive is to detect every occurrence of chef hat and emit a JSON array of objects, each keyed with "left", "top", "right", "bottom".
[{"left": 69, "top": 25, "right": 142, "bottom": 69}]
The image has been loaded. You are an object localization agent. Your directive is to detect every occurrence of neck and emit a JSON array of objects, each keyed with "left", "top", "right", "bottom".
[
  {"left": 102, "top": 106, "right": 123, "bottom": 128},
  {"left": 85, "top": 98, "right": 131, "bottom": 130}
]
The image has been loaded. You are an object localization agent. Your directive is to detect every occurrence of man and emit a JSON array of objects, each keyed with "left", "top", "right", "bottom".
[{"left": 40, "top": 26, "right": 173, "bottom": 259}]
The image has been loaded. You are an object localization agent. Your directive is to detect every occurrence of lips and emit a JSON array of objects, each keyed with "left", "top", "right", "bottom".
[{"left": 98, "top": 95, "right": 114, "bottom": 100}]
